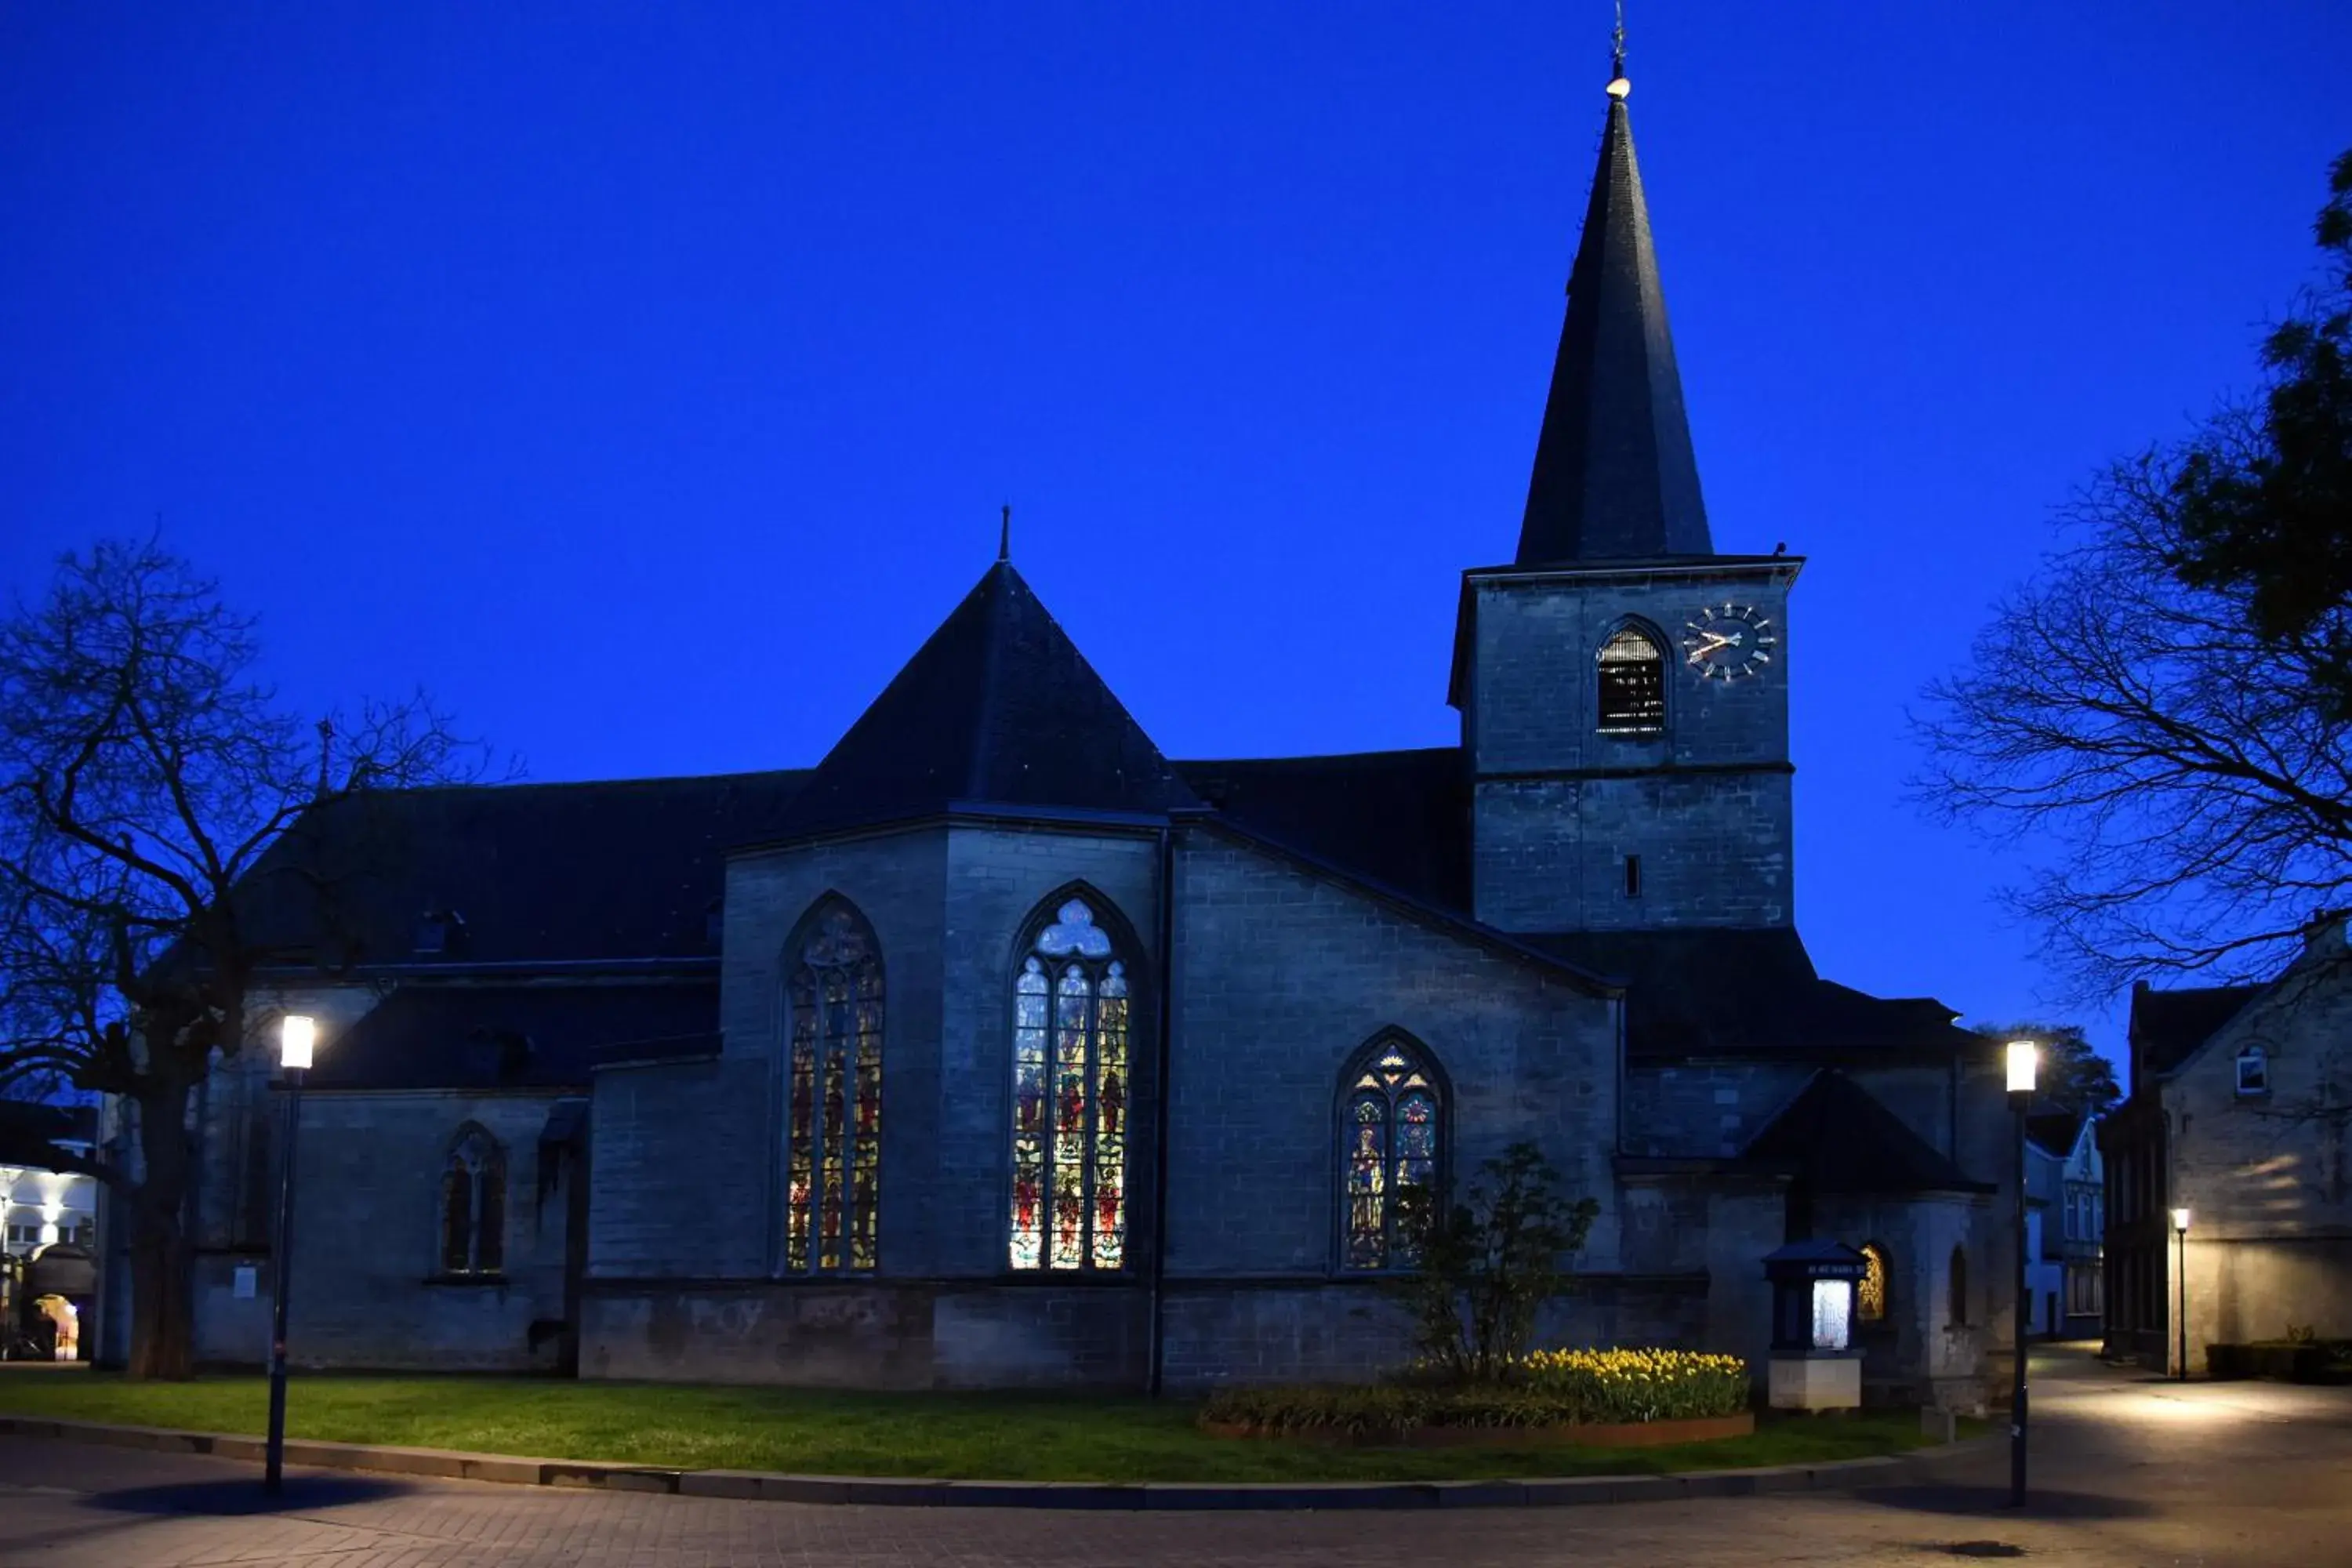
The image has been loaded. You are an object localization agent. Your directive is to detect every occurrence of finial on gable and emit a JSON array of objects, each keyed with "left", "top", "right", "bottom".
[{"left": 1607, "top": 0, "right": 1630, "bottom": 97}]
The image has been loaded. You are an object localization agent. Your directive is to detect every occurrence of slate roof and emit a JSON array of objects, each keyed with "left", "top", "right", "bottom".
[
  {"left": 241, "top": 771, "right": 806, "bottom": 968},
  {"left": 765, "top": 561, "right": 1199, "bottom": 842},
  {"left": 1175, "top": 747, "right": 1470, "bottom": 911},
  {"left": 2129, "top": 982, "right": 2264, "bottom": 1080},
  {"left": 1516, "top": 72, "right": 1711, "bottom": 564},
  {"left": 1743, "top": 1069, "right": 1993, "bottom": 1194},
  {"left": 303, "top": 982, "right": 718, "bottom": 1091},
  {"left": 1527, "top": 927, "right": 1970, "bottom": 1058}
]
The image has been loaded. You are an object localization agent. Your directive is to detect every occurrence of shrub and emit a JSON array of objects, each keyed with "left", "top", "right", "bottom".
[
  {"left": 1199, "top": 1347, "right": 1750, "bottom": 1436},
  {"left": 1390, "top": 1142, "right": 1599, "bottom": 1384}
]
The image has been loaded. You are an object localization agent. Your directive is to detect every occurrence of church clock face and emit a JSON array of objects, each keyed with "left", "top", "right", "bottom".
[{"left": 1681, "top": 602, "right": 1776, "bottom": 681}]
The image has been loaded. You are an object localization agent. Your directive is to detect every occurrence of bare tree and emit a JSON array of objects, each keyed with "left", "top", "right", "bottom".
[
  {"left": 1912, "top": 448, "right": 2352, "bottom": 996},
  {"left": 0, "top": 537, "right": 481, "bottom": 1377}
]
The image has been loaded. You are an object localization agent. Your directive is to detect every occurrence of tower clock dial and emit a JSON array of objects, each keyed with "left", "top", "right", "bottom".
[{"left": 1681, "top": 602, "right": 1777, "bottom": 681}]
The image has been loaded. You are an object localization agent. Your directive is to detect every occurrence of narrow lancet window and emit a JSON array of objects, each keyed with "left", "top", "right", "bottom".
[
  {"left": 1341, "top": 1037, "right": 1444, "bottom": 1270},
  {"left": 785, "top": 902, "right": 884, "bottom": 1272},
  {"left": 439, "top": 1125, "right": 506, "bottom": 1276},
  {"left": 1010, "top": 898, "right": 1129, "bottom": 1271}
]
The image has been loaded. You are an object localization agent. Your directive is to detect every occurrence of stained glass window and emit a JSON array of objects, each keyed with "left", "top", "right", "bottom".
[
  {"left": 1008, "top": 898, "right": 1127, "bottom": 1271},
  {"left": 439, "top": 1125, "right": 505, "bottom": 1276},
  {"left": 785, "top": 903, "right": 883, "bottom": 1272},
  {"left": 1341, "top": 1038, "right": 1443, "bottom": 1270},
  {"left": 1858, "top": 1242, "right": 1889, "bottom": 1323},
  {"left": 1596, "top": 626, "right": 1666, "bottom": 734}
]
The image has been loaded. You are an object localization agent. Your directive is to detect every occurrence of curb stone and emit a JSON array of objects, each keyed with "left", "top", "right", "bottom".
[{"left": 0, "top": 1414, "right": 2002, "bottom": 1512}]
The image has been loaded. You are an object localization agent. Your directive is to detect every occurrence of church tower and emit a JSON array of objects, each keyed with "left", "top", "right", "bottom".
[{"left": 1450, "top": 43, "right": 1800, "bottom": 936}]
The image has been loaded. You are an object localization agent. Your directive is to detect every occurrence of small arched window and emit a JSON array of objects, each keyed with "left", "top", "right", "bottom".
[
  {"left": 2236, "top": 1045, "right": 2269, "bottom": 1097},
  {"left": 1858, "top": 1241, "right": 1890, "bottom": 1323},
  {"left": 1595, "top": 626, "right": 1666, "bottom": 735},
  {"left": 784, "top": 901, "right": 884, "bottom": 1272},
  {"left": 1341, "top": 1036, "right": 1445, "bottom": 1271},
  {"left": 1947, "top": 1244, "right": 1969, "bottom": 1326},
  {"left": 1009, "top": 897, "right": 1131, "bottom": 1272},
  {"left": 440, "top": 1125, "right": 506, "bottom": 1276}
]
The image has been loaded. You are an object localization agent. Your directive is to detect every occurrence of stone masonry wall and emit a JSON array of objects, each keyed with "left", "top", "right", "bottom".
[
  {"left": 276, "top": 1089, "right": 572, "bottom": 1370},
  {"left": 1461, "top": 564, "right": 1798, "bottom": 935},
  {"left": 1167, "top": 829, "right": 1623, "bottom": 1286},
  {"left": 2164, "top": 934, "right": 2352, "bottom": 1364},
  {"left": 580, "top": 1281, "right": 1147, "bottom": 1390}
]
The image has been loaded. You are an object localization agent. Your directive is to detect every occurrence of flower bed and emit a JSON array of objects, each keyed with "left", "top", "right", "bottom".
[{"left": 1199, "top": 1348, "right": 1754, "bottom": 1447}]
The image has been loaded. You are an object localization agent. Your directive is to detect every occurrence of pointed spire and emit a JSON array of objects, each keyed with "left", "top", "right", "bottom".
[
  {"left": 1514, "top": 27, "right": 1711, "bottom": 564},
  {"left": 999, "top": 503, "right": 1011, "bottom": 562}
]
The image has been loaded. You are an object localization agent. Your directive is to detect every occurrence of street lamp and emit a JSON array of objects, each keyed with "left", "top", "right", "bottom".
[
  {"left": 2006, "top": 1039, "right": 2038, "bottom": 1509},
  {"left": 264, "top": 1014, "right": 316, "bottom": 1496},
  {"left": 2172, "top": 1207, "right": 2192, "bottom": 1382}
]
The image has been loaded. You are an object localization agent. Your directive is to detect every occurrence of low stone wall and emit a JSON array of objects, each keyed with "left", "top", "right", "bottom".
[{"left": 579, "top": 1279, "right": 1148, "bottom": 1389}]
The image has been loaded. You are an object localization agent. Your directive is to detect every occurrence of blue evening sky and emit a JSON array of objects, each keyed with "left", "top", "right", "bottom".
[{"left": 3, "top": 4, "right": 2347, "bottom": 1062}]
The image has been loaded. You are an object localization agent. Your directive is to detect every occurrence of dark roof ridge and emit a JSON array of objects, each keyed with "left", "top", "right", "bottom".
[
  {"left": 354, "top": 767, "right": 809, "bottom": 799},
  {"left": 1176, "top": 744, "right": 1460, "bottom": 768},
  {"left": 964, "top": 560, "right": 1015, "bottom": 801}
]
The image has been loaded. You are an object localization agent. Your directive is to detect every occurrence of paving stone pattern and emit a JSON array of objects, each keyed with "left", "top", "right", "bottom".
[{"left": 5, "top": 1352, "right": 2352, "bottom": 1566}]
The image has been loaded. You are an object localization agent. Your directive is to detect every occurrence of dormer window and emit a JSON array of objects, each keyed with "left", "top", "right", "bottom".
[
  {"left": 1596, "top": 627, "right": 1666, "bottom": 735},
  {"left": 2236, "top": 1045, "right": 2269, "bottom": 1097},
  {"left": 414, "top": 908, "right": 466, "bottom": 956}
]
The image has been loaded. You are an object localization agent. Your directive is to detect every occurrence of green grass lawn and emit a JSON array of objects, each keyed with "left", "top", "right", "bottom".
[{"left": 0, "top": 1373, "right": 1974, "bottom": 1483}]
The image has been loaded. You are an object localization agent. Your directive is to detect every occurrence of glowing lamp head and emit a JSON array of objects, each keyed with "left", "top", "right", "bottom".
[
  {"left": 280, "top": 1014, "right": 316, "bottom": 1071},
  {"left": 2006, "top": 1040, "right": 2038, "bottom": 1095},
  {"left": 2172, "top": 1207, "right": 2191, "bottom": 1234}
]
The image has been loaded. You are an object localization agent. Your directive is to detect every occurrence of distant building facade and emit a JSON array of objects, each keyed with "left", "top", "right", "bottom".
[
  {"left": 163, "top": 61, "right": 2024, "bottom": 1409},
  {"left": 2104, "top": 922, "right": 2352, "bottom": 1373},
  {"left": 0, "top": 1103, "right": 101, "bottom": 1360}
]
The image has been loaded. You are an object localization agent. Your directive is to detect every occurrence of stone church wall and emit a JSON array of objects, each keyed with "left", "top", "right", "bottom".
[
  {"left": 1622, "top": 1061, "right": 1815, "bottom": 1159},
  {"left": 583, "top": 821, "right": 1168, "bottom": 1389},
  {"left": 274, "top": 1089, "right": 572, "bottom": 1371},
  {"left": 586, "top": 1054, "right": 771, "bottom": 1279},
  {"left": 1465, "top": 571, "right": 1794, "bottom": 779},
  {"left": 579, "top": 1280, "right": 1148, "bottom": 1388},
  {"left": 1160, "top": 828, "right": 1623, "bottom": 1380},
  {"left": 1474, "top": 772, "right": 1794, "bottom": 934},
  {"left": 1464, "top": 567, "right": 1797, "bottom": 935}
]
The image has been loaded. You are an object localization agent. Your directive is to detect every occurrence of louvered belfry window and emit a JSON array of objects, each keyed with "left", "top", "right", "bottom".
[{"left": 1596, "top": 627, "right": 1666, "bottom": 733}]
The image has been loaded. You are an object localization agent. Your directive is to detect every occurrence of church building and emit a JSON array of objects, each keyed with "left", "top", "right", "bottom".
[{"left": 179, "top": 56, "right": 2016, "bottom": 1410}]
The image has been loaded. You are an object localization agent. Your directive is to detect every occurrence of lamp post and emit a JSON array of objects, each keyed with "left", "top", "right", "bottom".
[
  {"left": 2006, "top": 1038, "right": 2038, "bottom": 1509},
  {"left": 263, "top": 1014, "right": 315, "bottom": 1496},
  {"left": 2171, "top": 1207, "right": 2191, "bottom": 1382}
]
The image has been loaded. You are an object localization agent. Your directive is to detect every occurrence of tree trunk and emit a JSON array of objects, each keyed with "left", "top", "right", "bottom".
[
  {"left": 125, "top": 1218, "right": 194, "bottom": 1380},
  {"left": 123, "top": 1082, "right": 199, "bottom": 1380}
]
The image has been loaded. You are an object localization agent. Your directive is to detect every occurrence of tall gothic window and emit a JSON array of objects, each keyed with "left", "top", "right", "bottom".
[
  {"left": 440, "top": 1124, "right": 506, "bottom": 1276},
  {"left": 1947, "top": 1244, "right": 1969, "bottom": 1326},
  {"left": 1341, "top": 1036, "right": 1444, "bottom": 1270},
  {"left": 1009, "top": 898, "right": 1130, "bottom": 1271},
  {"left": 1595, "top": 626, "right": 1666, "bottom": 735},
  {"left": 784, "top": 902, "right": 884, "bottom": 1272},
  {"left": 1858, "top": 1241, "right": 1890, "bottom": 1323}
]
